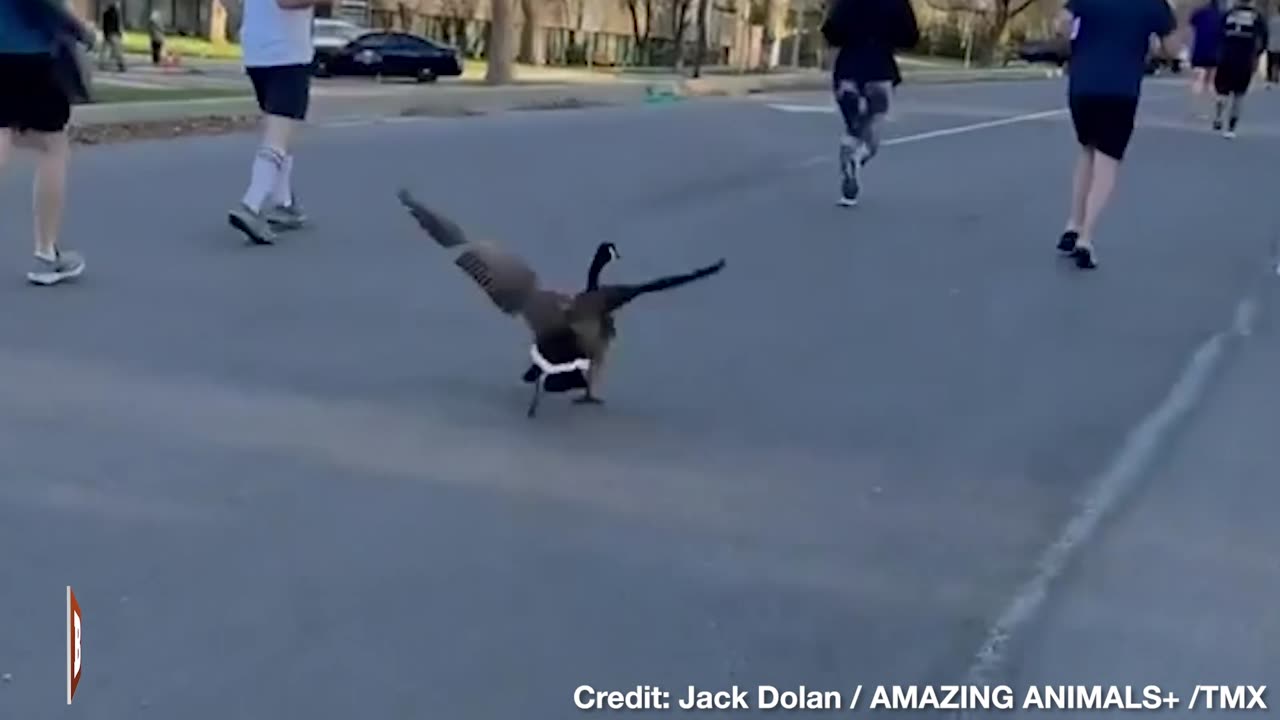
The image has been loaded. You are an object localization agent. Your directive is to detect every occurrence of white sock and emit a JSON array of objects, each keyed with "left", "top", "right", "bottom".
[
  {"left": 36, "top": 249, "right": 57, "bottom": 262},
  {"left": 241, "top": 146, "right": 285, "bottom": 213},
  {"left": 271, "top": 154, "right": 294, "bottom": 208}
]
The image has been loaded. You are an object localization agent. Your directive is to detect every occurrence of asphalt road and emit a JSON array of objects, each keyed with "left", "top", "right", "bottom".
[{"left": 1, "top": 77, "right": 1277, "bottom": 718}]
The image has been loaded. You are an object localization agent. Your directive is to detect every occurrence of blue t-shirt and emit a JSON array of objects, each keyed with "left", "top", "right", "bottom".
[
  {"left": 1190, "top": 3, "right": 1224, "bottom": 60},
  {"left": 1067, "top": 0, "right": 1176, "bottom": 98}
]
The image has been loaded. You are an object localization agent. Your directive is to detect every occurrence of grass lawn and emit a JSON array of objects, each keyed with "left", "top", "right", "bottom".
[
  {"left": 91, "top": 84, "right": 251, "bottom": 104},
  {"left": 121, "top": 31, "right": 242, "bottom": 60}
]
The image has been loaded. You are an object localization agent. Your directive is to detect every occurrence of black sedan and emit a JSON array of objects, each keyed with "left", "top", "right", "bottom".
[
  {"left": 314, "top": 31, "right": 463, "bottom": 82},
  {"left": 1009, "top": 38, "right": 1182, "bottom": 76}
]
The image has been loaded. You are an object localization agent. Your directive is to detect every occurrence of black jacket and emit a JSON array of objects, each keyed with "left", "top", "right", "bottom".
[
  {"left": 102, "top": 5, "right": 121, "bottom": 36},
  {"left": 822, "top": 0, "right": 920, "bottom": 85}
]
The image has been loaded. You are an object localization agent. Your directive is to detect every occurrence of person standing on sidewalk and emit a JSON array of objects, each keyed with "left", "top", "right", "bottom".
[
  {"left": 1054, "top": 0, "right": 1177, "bottom": 270},
  {"left": 0, "top": 0, "right": 96, "bottom": 285},
  {"left": 820, "top": 0, "right": 919, "bottom": 207},
  {"left": 1212, "top": 0, "right": 1268, "bottom": 137},
  {"left": 148, "top": 10, "right": 165, "bottom": 65},
  {"left": 98, "top": 1, "right": 125, "bottom": 71},
  {"left": 227, "top": 0, "right": 330, "bottom": 245}
]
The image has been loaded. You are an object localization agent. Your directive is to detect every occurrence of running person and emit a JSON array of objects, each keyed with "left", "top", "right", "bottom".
[
  {"left": 1054, "top": 0, "right": 1176, "bottom": 270},
  {"left": 820, "top": 0, "right": 919, "bottom": 207},
  {"left": 0, "top": 0, "right": 95, "bottom": 285},
  {"left": 228, "top": 0, "right": 330, "bottom": 245},
  {"left": 1266, "top": 6, "right": 1280, "bottom": 86},
  {"left": 1213, "top": 0, "right": 1268, "bottom": 137},
  {"left": 1189, "top": 0, "right": 1224, "bottom": 116}
]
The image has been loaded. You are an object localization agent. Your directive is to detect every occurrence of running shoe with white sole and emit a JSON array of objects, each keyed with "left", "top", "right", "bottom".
[
  {"left": 229, "top": 203, "right": 277, "bottom": 245},
  {"left": 26, "top": 248, "right": 85, "bottom": 286}
]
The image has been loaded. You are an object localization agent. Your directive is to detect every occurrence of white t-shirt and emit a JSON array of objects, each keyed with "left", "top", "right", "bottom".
[{"left": 240, "top": 0, "right": 315, "bottom": 68}]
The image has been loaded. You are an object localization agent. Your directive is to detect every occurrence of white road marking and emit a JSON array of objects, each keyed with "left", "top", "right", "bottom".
[
  {"left": 768, "top": 103, "right": 838, "bottom": 113},
  {"left": 955, "top": 295, "right": 1259, "bottom": 717},
  {"left": 796, "top": 108, "right": 1066, "bottom": 167}
]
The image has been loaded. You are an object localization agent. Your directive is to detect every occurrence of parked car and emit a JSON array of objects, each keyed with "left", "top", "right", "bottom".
[
  {"left": 313, "top": 18, "right": 366, "bottom": 73},
  {"left": 1014, "top": 38, "right": 1069, "bottom": 68},
  {"left": 314, "top": 30, "right": 463, "bottom": 82},
  {"left": 1010, "top": 37, "right": 1183, "bottom": 75}
]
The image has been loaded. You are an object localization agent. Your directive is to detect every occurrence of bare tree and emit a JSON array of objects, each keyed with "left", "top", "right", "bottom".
[
  {"left": 487, "top": 0, "right": 516, "bottom": 83},
  {"left": 925, "top": 0, "right": 1042, "bottom": 62},
  {"left": 623, "top": 0, "right": 655, "bottom": 65},
  {"left": 670, "top": 0, "right": 694, "bottom": 68},
  {"left": 519, "top": 0, "right": 547, "bottom": 65},
  {"left": 692, "top": 0, "right": 711, "bottom": 76}
]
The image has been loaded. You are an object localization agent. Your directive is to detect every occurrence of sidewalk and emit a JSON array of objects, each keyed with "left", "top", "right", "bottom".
[{"left": 73, "top": 65, "right": 1054, "bottom": 133}]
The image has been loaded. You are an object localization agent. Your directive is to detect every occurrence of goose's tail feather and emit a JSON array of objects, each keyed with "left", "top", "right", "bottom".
[
  {"left": 396, "top": 188, "right": 469, "bottom": 248},
  {"left": 604, "top": 259, "right": 726, "bottom": 312}
]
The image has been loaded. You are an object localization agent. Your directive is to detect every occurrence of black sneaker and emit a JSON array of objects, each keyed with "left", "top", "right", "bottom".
[
  {"left": 1071, "top": 244, "right": 1098, "bottom": 270},
  {"left": 1057, "top": 230, "right": 1079, "bottom": 254},
  {"left": 1213, "top": 118, "right": 1223, "bottom": 132}
]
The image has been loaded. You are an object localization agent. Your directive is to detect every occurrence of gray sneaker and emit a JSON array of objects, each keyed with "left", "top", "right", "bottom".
[
  {"left": 838, "top": 142, "right": 861, "bottom": 207},
  {"left": 228, "top": 203, "right": 276, "bottom": 245},
  {"left": 264, "top": 202, "right": 308, "bottom": 231},
  {"left": 27, "top": 248, "right": 86, "bottom": 286}
]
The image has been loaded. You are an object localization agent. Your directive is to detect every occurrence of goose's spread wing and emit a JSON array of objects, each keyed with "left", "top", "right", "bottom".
[
  {"left": 397, "top": 188, "right": 540, "bottom": 316},
  {"left": 453, "top": 243, "right": 541, "bottom": 316},
  {"left": 570, "top": 259, "right": 727, "bottom": 318}
]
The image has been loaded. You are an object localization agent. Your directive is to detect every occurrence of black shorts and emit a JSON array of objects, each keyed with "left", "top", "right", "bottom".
[
  {"left": 246, "top": 64, "right": 312, "bottom": 121},
  {"left": 1214, "top": 60, "right": 1255, "bottom": 95},
  {"left": 0, "top": 53, "right": 72, "bottom": 133},
  {"left": 1068, "top": 94, "right": 1139, "bottom": 161}
]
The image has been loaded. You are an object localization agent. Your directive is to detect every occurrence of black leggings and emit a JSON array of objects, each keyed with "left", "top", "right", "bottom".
[{"left": 151, "top": 40, "right": 162, "bottom": 64}]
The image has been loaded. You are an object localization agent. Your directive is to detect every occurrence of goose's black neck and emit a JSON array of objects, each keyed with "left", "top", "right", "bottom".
[{"left": 587, "top": 246, "right": 613, "bottom": 290}]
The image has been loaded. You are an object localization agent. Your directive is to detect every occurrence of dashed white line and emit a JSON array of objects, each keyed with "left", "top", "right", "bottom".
[
  {"left": 955, "top": 295, "right": 1259, "bottom": 717},
  {"left": 796, "top": 108, "right": 1066, "bottom": 167}
]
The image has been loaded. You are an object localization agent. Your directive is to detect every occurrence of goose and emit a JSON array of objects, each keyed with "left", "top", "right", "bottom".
[{"left": 396, "top": 188, "right": 726, "bottom": 417}]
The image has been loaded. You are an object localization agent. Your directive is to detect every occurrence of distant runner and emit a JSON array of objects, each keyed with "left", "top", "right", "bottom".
[
  {"left": 1053, "top": 0, "right": 1177, "bottom": 270},
  {"left": 1189, "top": 0, "right": 1224, "bottom": 116},
  {"left": 1266, "top": 6, "right": 1280, "bottom": 86},
  {"left": 1213, "top": 0, "right": 1268, "bottom": 138},
  {"left": 821, "top": 0, "right": 919, "bottom": 208}
]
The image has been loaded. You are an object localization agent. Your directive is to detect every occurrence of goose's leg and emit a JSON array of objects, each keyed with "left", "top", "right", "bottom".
[
  {"left": 527, "top": 380, "right": 543, "bottom": 418},
  {"left": 574, "top": 350, "right": 607, "bottom": 405}
]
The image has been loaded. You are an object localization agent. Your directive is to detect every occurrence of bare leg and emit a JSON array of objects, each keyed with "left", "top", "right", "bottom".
[
  {"left": 1077, "top": 150, "right": 1118, "bottom": 251},
  {"left": 0, "top": 128, "right": 12, "bottom": 172},
  {"left": 31, "top": 130, "right": 70, "bottom": 258},
  {"left": 1066, "top": 146, "right": 1094, "bottom": 233}
]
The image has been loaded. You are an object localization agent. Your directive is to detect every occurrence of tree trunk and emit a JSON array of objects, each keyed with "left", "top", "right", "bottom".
[
  {"left": 209, "top": 0, "right": 228, "bottom": 43},
  {"left": 518, "top": 0, "right": 546, "bottom": 65},
  {"left": 487, "top": 0, "right": 516, "bottom": 84},
  {"left": 692, "top": 0, "right": 710, "bottom": 77},
  {"left": 671, "top": 0, "right": 691, "bottom": 69},
  {"left": 758, "top": 0, "right": 788, "bottom": 70}
]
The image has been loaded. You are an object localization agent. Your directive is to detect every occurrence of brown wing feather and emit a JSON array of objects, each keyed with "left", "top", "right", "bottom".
[
  {"left": 454, "top": 243, "right": 540, "bottom": 316},
  {"left": 397, "top": 188, "right": 543, "bottom": 316}
]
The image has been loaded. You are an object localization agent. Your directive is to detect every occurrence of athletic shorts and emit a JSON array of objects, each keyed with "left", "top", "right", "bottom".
[
  {"left": 1191, "top": 52, "right": 1218, "bottom": 69},
  {"left": 1068, "top": 94, "right": 1139, "bottom": 162},
  {"left": 0, "top": 53, "right": 72, "bottom": 133},
  {"left": 246, "top": 64, "right": 312, "bottom": 121},
  {"left": 1214, "top": 60, "right": 1255, "bottom": 95}
]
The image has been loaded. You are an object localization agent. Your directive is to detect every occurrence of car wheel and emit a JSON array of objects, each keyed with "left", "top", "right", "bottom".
[
  {"left": 417, "top": 68, "right": 437, "bottom": 83},
  {"left": 314, "top": 58, "right": 331, "bottom": 78}
]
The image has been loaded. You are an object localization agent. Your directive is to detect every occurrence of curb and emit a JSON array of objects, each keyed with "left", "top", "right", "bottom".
[{"left": 69, "top": 67, "right": 1058, "bottom": 131}]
